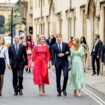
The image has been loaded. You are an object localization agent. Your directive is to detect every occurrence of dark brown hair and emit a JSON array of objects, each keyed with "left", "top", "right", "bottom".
[{"left": 95, "top": 34, "right": 100, "bottom": 39}]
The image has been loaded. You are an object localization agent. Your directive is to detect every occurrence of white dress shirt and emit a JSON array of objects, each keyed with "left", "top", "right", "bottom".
[
  {"left": 14, "top": 44, "right": 19, "bottom": 50},
  {"left": 0, "top": 45, "right": 10, "bottom": 65},
  {"left": 93, "top": 40, "right": 99, "bottom": 52}
]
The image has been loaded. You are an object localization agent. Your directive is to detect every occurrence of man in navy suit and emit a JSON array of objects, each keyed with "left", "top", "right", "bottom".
[
  {"left": 8, "top": 36, "right": 28, "bottom": 96},
  {"left": 52, "top": 34, "right": 70, "bottom": 96},
  {"left": 91, "top": 34, "right": 103, "bottom": 76},
  {"left": 101, "top": 44, "right": 105, "bottom": 64}
]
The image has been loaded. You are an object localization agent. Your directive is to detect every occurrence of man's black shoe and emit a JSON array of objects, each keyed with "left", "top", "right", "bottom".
[
  {"left": 14, "top": 92, "right": 18, "bottom": 96},
  {"left": 19, "top": 90, "right": 23, "bottom": 95},
  {"left": 63, "top": 91, "right": 67, "bottom": 96},
  {"left": 57, "top": 93, "right": 61, "bottom": 97},
  {"left": 97, "top": 73, "right": 99, "bottom": 76},
  {"left": 92, "top": 73, "right": 96, "bottom": 76},
  {"left": 0, "top": 93, "right": 2, "bottom": 96}
]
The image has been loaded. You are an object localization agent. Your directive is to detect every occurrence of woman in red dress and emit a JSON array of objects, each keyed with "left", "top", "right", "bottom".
[
  {"left": 32, "top": 36, "right": 50, "bottom": 96},
  {"left": 24, "top": 36, "right": 34, "bottom": 73}
]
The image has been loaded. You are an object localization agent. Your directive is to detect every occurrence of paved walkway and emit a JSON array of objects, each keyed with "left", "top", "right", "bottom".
[
  {"left": 86, "top": 70, "right": 105, "bottom": 95},
  {"left": 0, "top": 69, "right": 103, "bottom": 105}
]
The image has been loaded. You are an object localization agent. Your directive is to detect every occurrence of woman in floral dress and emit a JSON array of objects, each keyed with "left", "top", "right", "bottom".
[{"left": 68, "top": 38, "right": 85, "bottom": 97}]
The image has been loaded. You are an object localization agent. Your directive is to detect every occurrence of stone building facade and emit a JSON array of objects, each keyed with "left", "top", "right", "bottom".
[
  {"left": 33, "top": 0, "right": 104, "bottom": 43},
  {"left": 0, "top": 3, "right": 14, "bottom": 36},
  {"left": 32, "top": 0, "right": 105, "bottom": 74},
  {"left": 21, "top": 0, "right": 33, "bottom": 36}
]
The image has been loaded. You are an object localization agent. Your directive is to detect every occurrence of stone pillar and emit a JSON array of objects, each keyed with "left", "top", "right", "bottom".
[
  {"left": 95, "top": 17, "right": 99, "bottom": 34},
  {"left": 37, "top": 20, "right": 40, "bottom": 35},
  {"left": 76, "top": 7, "right": 82, "bottom": 37},
  {"left": 50, "top": 14, "right": 56, "bottom": 35},
  {"left": 56, "top": 15, "right": 60, "bottom": 34},
  {"left": 45, "top": 17, "right": 48, "bottom": 37},
  {"left": 62, "top": 11, "right": 68, "bottom": 42}
]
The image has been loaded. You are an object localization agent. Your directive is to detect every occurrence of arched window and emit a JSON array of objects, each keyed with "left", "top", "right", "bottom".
[{"left": 0, "top": 16, "right": 5, "bottom": 34}]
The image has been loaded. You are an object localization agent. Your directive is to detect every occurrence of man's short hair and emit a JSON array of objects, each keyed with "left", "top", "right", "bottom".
[
  {"left": 56, "top": 34, "right": 62, "bottom": 38},
  {"left": 95, "top": 34, "right": 100, "bottom": 39}
]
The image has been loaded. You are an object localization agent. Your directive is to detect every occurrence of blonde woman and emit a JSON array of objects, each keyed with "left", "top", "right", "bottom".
[
  {"left": 0, "top": 37, "right": 10, "bottom": 96},
  {"left": 69, "top": 38, "right": 85, "bottom": 97},
  {"left": 32, "top": 36, "right": 50, "bottom": 96}
]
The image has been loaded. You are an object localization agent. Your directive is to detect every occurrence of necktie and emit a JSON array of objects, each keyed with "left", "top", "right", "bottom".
[
  {"left": 58, "top": 43, "right": 62, "bottom": 52},
  {"left": 15, "top": 45, "right": 18, "bottom": 54}
]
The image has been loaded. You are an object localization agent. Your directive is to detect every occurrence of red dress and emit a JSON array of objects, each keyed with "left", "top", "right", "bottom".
[{"left": 32, "top": 45, "right": 50, "bottom": 85}]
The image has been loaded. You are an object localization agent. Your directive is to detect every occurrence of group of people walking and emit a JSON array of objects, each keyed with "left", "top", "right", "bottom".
[{"left": 0, "top": 33, "right": 105, "bottom": 97}]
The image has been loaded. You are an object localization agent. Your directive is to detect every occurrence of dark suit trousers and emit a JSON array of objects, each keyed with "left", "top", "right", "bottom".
[
  {"left": 91, "top": 53, "right": 100, "bottom": 74},
  {"left": 55, "top": 62, "right": 68, "bottom": 93},
  {"left": 12, "top": 66, "right": 24, "bottom": 92}
]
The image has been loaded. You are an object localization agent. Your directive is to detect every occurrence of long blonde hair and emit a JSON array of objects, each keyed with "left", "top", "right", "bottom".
[{"left": 72, "top": 38, "right": 80, "bottom": 51}]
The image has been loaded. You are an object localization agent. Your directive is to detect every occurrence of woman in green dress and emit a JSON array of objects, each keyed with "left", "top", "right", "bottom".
[{"left": 69, "top": 38, "right": 85, "bottom": 97}]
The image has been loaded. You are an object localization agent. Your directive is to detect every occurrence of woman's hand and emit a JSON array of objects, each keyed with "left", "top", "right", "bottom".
[
  {"left": 84, "top": 65, "right": 87, "bottom": 73},
  {"left": 7, "top": 64, "right": 11, "bottom": 70},
  {"left": 102, "top": 63, "right": 105, "bottom": 66},
  {"left": 32, "top": 62, "right": 34, "bottom": 68},
  {"left": 65, "top": 51, "right": 69, "bottom": 54},
  {"left": 48, "top": 62, "right": 50, "bottom": 69}
]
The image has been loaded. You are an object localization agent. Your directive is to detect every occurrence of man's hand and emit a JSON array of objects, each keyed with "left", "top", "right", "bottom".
[
  {"left": 58, "top": 53, "right": 64, "bottom": 57},
  {"left": 97, "top": 56, "right": 99, "bottom": 59},
  {"left": 65, "top": 51, "right": 69, "bottom": 55}
]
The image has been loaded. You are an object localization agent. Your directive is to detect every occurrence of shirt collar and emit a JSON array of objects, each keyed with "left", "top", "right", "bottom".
[
  {"left": 57, "top": 42, "right": 62, "bottom": 44},
  {"left": 15, "top": 43, "right": 19, "bottom": 46}
]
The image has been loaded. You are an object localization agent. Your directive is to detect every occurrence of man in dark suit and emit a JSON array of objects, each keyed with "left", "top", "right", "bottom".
[
  {"left": 91, "top": 34, "right": 103, "bottom": 76},
  {"left": 101, "top": 44, "right": 105, "bottom": 74},
  {"left": 8, "top": 36, "right": 28, "bottom": 95},
  {"left": 101, "top": 44, "right": 105, "bottom": 64},
  {"left": 46, "top": 35, "right": 56, "bottom": 56},
  {"left": 52, "top": 34, "right": 70, "bottom": 96}
]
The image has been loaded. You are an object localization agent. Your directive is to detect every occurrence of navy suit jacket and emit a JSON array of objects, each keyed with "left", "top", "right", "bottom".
[
  {"left": 8, "top": 44, "right": 28, "bottom": 69},
  {"left": 52, "top": 42, "right": 70, "bottom": 66},
  {"left": 91, "top": 40, "right": 103, "bottom": 57},
  {"left": 101, "top": 45, "right": 105, "bottom": 63}
]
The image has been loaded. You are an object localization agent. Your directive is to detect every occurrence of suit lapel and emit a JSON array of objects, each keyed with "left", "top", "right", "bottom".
[
  {"left": 13, "top": 44, "right": 17, "bottom": 54},
  {"left": 18, "top": 44, "right": 21, "bottom": 54},
  {"left": 56, "top": 43, "right": 60, "bottom": 52},
  {"left": 62, "top": 42, "right": 64, "bottom": 52}
]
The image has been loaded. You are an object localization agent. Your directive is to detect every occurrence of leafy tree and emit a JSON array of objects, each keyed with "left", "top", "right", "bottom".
[{"left": 5, "top": 0, "right": 21, "bottom": 34}]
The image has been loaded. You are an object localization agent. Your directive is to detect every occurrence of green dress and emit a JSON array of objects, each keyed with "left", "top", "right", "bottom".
[{"left": 69, "top": 45, "right": 85, "bottom": 90}]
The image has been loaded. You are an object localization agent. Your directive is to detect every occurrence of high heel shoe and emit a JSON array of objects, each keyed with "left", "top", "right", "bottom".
[
  {"left": 39, "top": 91, "right": 43, "bottom": 96},
  {"left": 74, "top": 90, "right": 76, "bottom": 96},
  {"left": 76, "top": 91, "right": 81, "bottom": 97}
]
